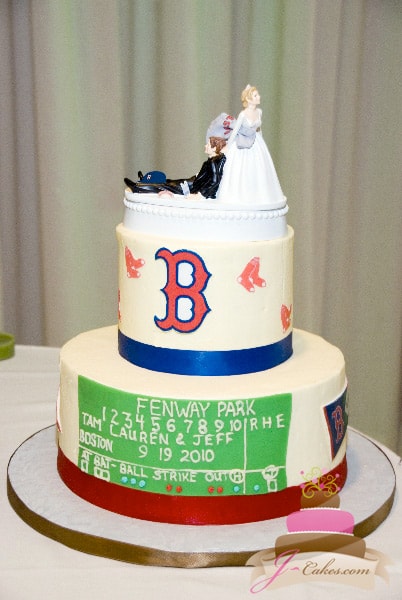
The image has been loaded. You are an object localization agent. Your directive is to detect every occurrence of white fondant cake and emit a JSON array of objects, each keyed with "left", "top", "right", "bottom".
[{"left": 57, "top": 86, "right": 348, "bottom": 525}]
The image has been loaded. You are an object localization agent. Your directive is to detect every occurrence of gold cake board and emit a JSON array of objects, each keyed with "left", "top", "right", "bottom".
[{"left": 7, "top": 427, "right": 395, "bottom": 568}]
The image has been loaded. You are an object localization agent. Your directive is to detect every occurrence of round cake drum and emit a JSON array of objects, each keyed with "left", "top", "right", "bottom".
[{"left": 7, "top": 427, "right": 395, "bottom": 568}]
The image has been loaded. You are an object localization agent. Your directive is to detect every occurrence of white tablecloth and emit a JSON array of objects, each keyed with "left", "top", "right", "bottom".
[{"left": 1, "top": 345, "right": 402, "bottom": 600}]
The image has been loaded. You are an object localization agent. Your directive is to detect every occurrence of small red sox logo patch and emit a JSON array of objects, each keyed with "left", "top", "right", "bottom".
[
  {"left": 125, "top": 246, "right": 145, "bottom": 278},
  {"left": 238, "top": 257, "right": 266, "bottom": 292},
  {"left": 281, "top": 304, "right": 292, "bottom": 332},
  {"left": 332, "top": 405, "right": 345, "bottom": 444},
  {"left": 324, "top": 389, "right": 348, "bottom": 459}
]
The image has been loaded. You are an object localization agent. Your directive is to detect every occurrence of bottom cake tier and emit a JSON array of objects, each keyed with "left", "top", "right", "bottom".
[{"left": 57, "top": 326, "right": 348, "bottom": 525}]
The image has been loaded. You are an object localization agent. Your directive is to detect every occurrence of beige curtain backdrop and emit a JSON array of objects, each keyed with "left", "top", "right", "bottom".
[{"left": 0, "top": 0, "right": 401, "bottom": 453}]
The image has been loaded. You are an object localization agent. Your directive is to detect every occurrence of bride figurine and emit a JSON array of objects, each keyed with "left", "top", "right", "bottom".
[{"left": 216, "top": 85, "right": 285, "bottom": 206}]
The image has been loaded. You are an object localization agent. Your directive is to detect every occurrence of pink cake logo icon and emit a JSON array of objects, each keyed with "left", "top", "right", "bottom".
[{"left": 246, "top": 467, "right": 390, "bottom": 592}]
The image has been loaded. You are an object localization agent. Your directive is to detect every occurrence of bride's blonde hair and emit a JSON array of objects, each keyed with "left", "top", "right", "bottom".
[{"left": 241, "top": 84, "right": 258, "bottom": 107}]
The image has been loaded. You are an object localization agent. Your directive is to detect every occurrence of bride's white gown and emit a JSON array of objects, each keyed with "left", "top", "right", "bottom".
[{"left": 216, "top": 109, "right": 285, "bottom": 206}]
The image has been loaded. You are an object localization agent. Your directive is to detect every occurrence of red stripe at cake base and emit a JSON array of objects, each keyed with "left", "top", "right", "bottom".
[{"left": 57, "top": 448, "right": 347, "bottom": 525}]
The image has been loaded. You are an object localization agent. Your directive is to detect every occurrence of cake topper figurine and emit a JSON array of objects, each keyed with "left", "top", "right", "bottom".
[
  {"left": 216, "top": 85, "right": 285, "bottom": 205},
  {"left": 124, "top": 113, "right": 234, "bottom": 199}
]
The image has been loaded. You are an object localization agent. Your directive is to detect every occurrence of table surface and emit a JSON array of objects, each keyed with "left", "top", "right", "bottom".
[{"left": 1, "top": 345, "right": 402, "bottom": 600}]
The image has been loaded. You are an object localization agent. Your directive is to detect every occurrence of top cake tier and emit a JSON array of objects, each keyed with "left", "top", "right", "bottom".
[
  {"left": 123, "top": 191, "right": 288, "bottom": 242},
  {"left": 117, "top": 196, "right": 293, "bottom": 377}
]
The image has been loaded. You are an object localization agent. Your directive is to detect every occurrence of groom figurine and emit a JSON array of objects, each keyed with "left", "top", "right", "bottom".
[{"left": 124, "top": 113, "right": 235, "bottom": 199}]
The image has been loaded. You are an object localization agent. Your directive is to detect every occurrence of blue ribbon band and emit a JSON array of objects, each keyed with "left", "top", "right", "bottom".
[{"left": 118, "top": 330, "right": 293, "bottom": 376}]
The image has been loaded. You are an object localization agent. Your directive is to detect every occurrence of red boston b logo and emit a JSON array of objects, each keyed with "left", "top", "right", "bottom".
[{"left": 154, "top": 248, "right": 211, "bottom": 333}]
